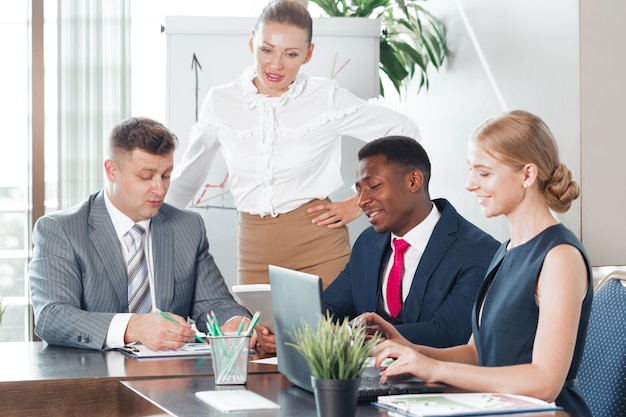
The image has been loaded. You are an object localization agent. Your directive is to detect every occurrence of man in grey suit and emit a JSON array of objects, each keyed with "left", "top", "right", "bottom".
[{"left": 29, "top": 117, "right": 250, "bottom": 350}]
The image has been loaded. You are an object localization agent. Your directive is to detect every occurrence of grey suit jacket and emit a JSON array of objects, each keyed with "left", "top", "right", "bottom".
[{"left": 29, "top": 190, "right": 248, "bottom": 350}]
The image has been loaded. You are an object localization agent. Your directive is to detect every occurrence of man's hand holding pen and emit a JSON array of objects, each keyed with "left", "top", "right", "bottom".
[
  {"left": 125, "top": 311, "right": 197, "bottom": 350},
  {"left": 124, "top": 311, "right": 261, "bottom": 351}
]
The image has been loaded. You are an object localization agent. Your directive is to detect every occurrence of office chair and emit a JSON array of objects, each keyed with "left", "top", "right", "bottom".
[{"left": 578, "top": 270, "right": 626, "bottom": 417}]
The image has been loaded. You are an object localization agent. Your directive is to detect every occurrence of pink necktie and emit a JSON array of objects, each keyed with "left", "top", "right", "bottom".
[{"left": 386, "top": 238, "right": 410, "bottom": 318}]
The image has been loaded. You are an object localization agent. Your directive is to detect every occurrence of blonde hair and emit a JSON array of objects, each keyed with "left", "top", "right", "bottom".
[{"left": 472, "top": 110, "right": 579, "bottom": 213}]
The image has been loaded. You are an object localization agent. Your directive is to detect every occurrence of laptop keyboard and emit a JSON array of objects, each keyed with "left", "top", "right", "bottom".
[{"left": 357, "top": 367, "right": 442, "bottom": 402}]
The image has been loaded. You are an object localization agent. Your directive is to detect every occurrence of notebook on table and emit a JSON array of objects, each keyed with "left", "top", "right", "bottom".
[{"left": 268, "top": 265, "right": 446, "bottom": 402}]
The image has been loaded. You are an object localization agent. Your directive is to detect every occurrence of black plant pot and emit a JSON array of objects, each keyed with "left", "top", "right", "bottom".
[{"left": 311, "top": 375, "right": 361, "bottom": 417}]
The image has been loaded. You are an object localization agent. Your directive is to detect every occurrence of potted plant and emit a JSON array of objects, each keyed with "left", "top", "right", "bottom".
[
  {"left": 289, "top": 313, "right": 382, "bottom": 417},
  {"left": 310, "top": 0, "right": 447, "bottom": 96}
]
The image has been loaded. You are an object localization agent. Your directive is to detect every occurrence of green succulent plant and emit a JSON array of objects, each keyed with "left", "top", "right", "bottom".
[
  {"left": 288, "top": 312, "right": 382, "bottom": 379},
  {"left": 311, "top": 0, "right": 447, "bottom": 96}
]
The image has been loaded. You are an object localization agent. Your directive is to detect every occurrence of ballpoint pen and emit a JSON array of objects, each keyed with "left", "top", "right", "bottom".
[{"left": 159, "top": 310, "right": 207, "bottom": 344}]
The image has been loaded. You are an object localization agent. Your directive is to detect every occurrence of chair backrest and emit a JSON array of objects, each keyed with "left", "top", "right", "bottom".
[{"left": 578, "top": 270, "right": 626, "bottom": 417}]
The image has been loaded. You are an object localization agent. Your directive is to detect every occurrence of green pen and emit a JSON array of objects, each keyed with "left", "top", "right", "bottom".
[
  {"left": 245, "top": 311, "right": 261, "bottom": 336},
  {"left": 159, "top": 310, "right": 207, "bottom": 344},
  {"left": 206, "top": 313, "right": 215, "bottom": 336},
  {"left": 235, "top": 317, "right": 246, "bottom": 336},
  {"left": 210, "top": 311, "right": 224, "bottom": 336}
]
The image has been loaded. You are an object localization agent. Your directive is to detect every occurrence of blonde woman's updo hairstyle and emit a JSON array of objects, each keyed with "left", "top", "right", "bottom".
[
  {"left": 255, "top": 0, "right": 313, "bottom": 46},
  {"left": 472, "top": 110, "right": 580, "bottom": 213}
]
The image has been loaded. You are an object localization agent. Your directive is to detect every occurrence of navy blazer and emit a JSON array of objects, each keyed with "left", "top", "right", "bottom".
[
  {"left": 29, "top": 190, "right": 248, "bottom": 350},
  {"left": 324, "top": 199, "right": 499, "bottom": 348}
]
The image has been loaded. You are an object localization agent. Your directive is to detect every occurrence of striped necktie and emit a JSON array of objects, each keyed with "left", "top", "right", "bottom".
[{"left": 125, "top": 224, "right": 151, "bottom": 313}]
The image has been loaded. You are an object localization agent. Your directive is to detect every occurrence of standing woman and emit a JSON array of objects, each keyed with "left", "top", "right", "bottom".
[
  {"left": 366, "top": 110, "right": 592, "bottom": 417},
  {"left": 166, "top": 0, "right": 419, "bottom": 287}
]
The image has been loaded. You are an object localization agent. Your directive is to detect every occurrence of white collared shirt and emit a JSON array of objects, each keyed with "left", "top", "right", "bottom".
[
  {"left": 382, "top": 203, "right": 441, "bottom": 315},
  {"left": 103, "top": 190, "right": 154, "bottom": 348},
  {"left": 166, "top": 67, "right": 420, "bottom": 216}
]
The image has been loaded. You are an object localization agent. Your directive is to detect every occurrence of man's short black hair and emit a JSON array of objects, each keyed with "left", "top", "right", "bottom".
[{"left": 358, "top": 135, "right": 431, "bottom": 187}]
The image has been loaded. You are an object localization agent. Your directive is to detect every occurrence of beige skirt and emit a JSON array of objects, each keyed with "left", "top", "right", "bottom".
[{"left": 238, "top": 199, "right": 351, "bottom": 289}]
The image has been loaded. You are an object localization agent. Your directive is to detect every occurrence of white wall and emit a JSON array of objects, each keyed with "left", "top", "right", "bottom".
[
  {"left": 580, "top": 0, "right": 626, "bottom": 266},
  {"left": 388, "top": 0, "right": 581, "bottom": 247},
  {"left": 387, "top": 0, "right": 626, "bottom": 267}
]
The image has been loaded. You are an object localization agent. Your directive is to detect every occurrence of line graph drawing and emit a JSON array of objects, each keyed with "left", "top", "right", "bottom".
[
  {"left": 192, "top": 171, "right": 236, "bottom": 210},
  {"left": 330, "top": 52, "right": 351, "bottom": 79},
  {"left": 188, "top": 52, "right": 236, "bottom": 211}
]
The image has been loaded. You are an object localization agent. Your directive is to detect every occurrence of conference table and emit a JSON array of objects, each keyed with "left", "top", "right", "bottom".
[
  {"left": 0, "top": 342, "right": 575, "bottom": 417},
  {"left": 122, "top": 373, "right": 575, "bottom": 417},
  {"left": 0, "top": 341, "right": 275, "bottom": 416}
]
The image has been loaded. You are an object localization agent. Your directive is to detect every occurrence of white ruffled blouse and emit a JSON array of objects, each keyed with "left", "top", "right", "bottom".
[{"left": 166, "top": 67, "right": 420, "bottom": 217}]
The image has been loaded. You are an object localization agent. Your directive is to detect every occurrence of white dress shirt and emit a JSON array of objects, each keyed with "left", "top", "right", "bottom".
[
  {"left": 166, "top": 66, "right": 420, "bottom": 216},
  {"left": 103, "top": 190, "right": 153, "bottom": 348},
  {"left": 382, "top": 203, "right": 441, "bottom": 315}
]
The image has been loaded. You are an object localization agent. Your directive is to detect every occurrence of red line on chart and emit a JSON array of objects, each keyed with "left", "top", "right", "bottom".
[
  {"left": 331, "top": 57, "right": 351, "bottom": 79},
  {"left": 194, "top": 173, "right": 229, "bottom": 205}
]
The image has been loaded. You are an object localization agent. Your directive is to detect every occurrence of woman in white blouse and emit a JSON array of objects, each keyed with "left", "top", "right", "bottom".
[{"left": 166, "top": 0, "right": 420, "bottom": 288}]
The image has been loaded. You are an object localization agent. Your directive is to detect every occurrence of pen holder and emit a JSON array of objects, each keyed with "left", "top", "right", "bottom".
[{"left": 208, "top": 334, "right": 251, "bottom": 385}]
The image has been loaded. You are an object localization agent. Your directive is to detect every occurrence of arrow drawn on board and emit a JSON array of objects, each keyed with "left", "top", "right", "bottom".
[{"left": 191, "top": 53, "right": 202, "bottom": 122}]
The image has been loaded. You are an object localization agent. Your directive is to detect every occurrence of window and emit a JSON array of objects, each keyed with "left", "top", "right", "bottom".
[{"left": 0, "top": 2, "right": 30, "bottom": 341}]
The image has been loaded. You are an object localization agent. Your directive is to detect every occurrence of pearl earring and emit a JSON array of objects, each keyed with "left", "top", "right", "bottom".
[{"left": 523, "top": 183, "right": 528, "bottom": 189}]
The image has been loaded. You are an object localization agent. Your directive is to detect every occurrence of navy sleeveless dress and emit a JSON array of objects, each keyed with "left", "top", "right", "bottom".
[{"left": 472, "top": 224, "right": 593, "bottom": 417}]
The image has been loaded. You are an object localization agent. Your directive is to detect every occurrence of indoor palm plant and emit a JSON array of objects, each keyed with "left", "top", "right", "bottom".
[
  {"left": 310, "top": 0, "right": 447, "bottom": 96},
  {"left": 289, "top": 313, "right": 382, "bottom": 417},
  {"left": 0, "top": 298, "right": 7, "bottom": 327}
]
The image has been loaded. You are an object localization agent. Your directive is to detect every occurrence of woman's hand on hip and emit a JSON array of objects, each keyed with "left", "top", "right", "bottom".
[{"left": 308, "top": 195, "right": 361, "bottom": 228}]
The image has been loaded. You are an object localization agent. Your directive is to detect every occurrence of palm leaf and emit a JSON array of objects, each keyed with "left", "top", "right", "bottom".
[{"left": 310, "top": 0, "right": 447, "bottom": 96}]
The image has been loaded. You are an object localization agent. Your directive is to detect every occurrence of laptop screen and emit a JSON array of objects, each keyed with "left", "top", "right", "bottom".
[{"left": 269, "top": 265, "right": 323, "bottom": 392}]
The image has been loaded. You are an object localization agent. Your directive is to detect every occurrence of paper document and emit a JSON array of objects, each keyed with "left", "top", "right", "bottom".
[
  {"left": 116, "top": 342, "right": 211, "bottom": 359},
  {"left": 373, "top": 392, "right": 561, "bottom": 416},
  {"left": 195, "top": 390, "right": 280, "bottom": 412}
]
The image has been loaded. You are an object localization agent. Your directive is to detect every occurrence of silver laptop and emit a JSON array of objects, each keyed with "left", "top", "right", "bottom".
[{"left": 268, "top": 265, "right": 446, "bottom": 401}]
